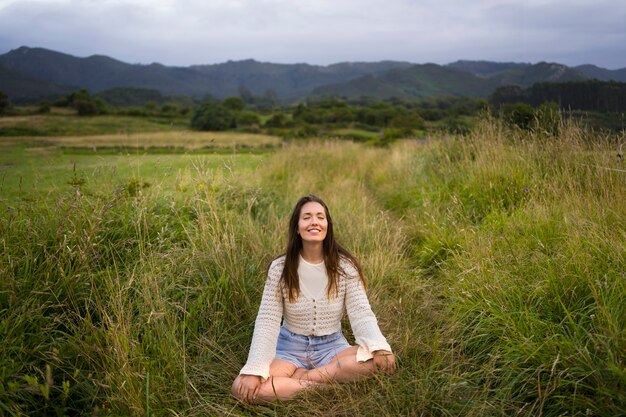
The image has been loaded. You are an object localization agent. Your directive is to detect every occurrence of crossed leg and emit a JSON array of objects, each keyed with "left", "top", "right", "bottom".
[
  {"left": 300, "top": 346, "right": 377, "bottom": 383},
  {"left": 232, "top": 359, "right": 316, "bottom": 404},
  {"left": 233, "top": 346, "right": 378, "bottom": 403}
]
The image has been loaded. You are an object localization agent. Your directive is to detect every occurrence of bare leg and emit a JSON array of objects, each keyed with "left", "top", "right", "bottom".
[
  {"left": 302, "top": 346, "right": 376, "bottom": 383},
  {"left": 232, "top": 359, "right": 318, "bottom": 403},
  {"left": 253, "top": 375, "right": 318, "bottom": 403}
]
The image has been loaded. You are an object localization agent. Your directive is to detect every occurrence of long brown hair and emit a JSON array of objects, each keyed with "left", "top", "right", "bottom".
[{"left": 279, "top": 194, "right": 364, "bottom": 303}]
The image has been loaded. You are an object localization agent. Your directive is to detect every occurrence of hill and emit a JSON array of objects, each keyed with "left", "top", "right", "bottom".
[
  {"left": 0, "top": 63, "right": 73, "bottom": 102},
  {"left": 312, "top": 63, "right": 491, "bottom": 99},
  {"left": 574, "top": 64, "right": 626, "bottom": 82},
  {"left": 0, "top": 46, "right": 412, "bottom": 102},
  {"left": 190, "top": 59, "right": 414, "bottom": 99},
  {"left": 0, "top": 46, "right": 624, "bottom": 103},
  {"left": 312, "top": 61, "right": 587, "bottom": 99},
  {"left": 446, "top": 60, "right": 531, "bottom": 76}
]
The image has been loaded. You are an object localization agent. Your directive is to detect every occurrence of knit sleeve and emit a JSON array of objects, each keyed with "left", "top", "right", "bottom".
[
  {"left": 239, "top": 258, "right": 284, "bottom": 380},
  {"left": 343, "top": 261, "right": 392, "bottom": 362}
]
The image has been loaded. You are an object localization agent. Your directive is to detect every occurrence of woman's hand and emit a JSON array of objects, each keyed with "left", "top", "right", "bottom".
[
  {"left": 372, "top": 350, "right": 396, "bottom": 374},
  {"left": 234, "top": 374, "right": 262, "bottom": 403}
]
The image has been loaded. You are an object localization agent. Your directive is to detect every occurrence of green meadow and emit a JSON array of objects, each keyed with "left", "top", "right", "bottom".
[{"left": 0, "top": 115, "right": 624, "bottom": 416}]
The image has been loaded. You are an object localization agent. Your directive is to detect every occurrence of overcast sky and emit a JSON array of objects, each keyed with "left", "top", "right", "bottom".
[{"left": 0, "top": 0, "right": 624, "bottom": 68}]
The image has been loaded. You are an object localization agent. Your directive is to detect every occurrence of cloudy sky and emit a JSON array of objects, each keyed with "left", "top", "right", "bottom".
[{"left": 0, "top": 0, "right": 624, "bottom": 68}]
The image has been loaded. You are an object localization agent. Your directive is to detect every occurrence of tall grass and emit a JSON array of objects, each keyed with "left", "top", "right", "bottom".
[
  {"left": 1, "top": 117, "right": 624, "bottom": 416},
  {"left": 366, "top": 117, "right": 625, "bottom": 416}
]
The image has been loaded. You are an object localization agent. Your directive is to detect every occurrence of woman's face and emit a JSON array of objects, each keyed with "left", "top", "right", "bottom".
[{"left": 297, "top": 201, "right": 328, "bottom": 243}]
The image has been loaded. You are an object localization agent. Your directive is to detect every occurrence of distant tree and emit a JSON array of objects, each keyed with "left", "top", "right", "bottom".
[
  {"left": 74, "top": 99, "right": 99, "bottom": 116},
  {"left": 492, "top": 80, "right": 626, "bottom": 113},
  {"left": 144, "top": 101, "right": 158, "bottom": 112},
  {"left": 96, "top": 87, "right": 164, "bottom": 107},
  {"left": 501, "top": 102, "right": 535, "bottom": 130},
  {"left": 264, "top": 112, "right": 288, "bottom": 128},
  {"left": 0, "top": 91, "right": 9, "bottom": 114},
  {"left": 160, "top": 102, "right": 179, "bottom": 115},
  {"left": 420, "top": 108, "right": 444, "bottom": 121},
  {"left": 236, "top": 111, "right": 261, "bottom": 127},
  {"left": 390, "top": 110, "right": 425, "bottom": 131},
  {"left": 58, "top": 89, "right": 108, "bottom": 115},
  {"left": 38, "top": 100, "right": 51, "bottom": 114},
  {"left": 179, "top": 105, "right": 191, "bottom": 116},
  {"left": 255, "top": 89, "right": 280, "bottom": 111},
  {"left": 238, "top": 85, "right": 255, "bottom": 104},
  {"left": 190, "top": 101, "right": 235, "bottom": 131},
  {"left": 75, "top": 97, "right": 108, "bottom": 116},
  {"left": 490, "top": 86, "right": 527, "bottom": 107},
  {"left": 222, "top": 96, "right": 246, "bottom": 111}
]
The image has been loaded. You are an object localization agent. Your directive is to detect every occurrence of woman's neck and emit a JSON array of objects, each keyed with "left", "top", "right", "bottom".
[{"left": 300, "top": 242, "right": 324, "bottom": 264}]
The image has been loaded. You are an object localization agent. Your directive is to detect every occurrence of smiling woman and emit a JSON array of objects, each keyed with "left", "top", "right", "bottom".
[{"left": 231, "top": 194, "right": 396, "bottom": 404}]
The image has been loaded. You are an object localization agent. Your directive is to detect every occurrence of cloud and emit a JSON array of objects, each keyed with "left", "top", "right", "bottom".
[{"left": 0, "top": 0, "right": 624, "bottom": 68}]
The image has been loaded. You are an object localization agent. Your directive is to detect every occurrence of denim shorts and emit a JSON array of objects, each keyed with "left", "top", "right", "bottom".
[{"left": 275, "top": 326, "right": 351, "bottom": 369}]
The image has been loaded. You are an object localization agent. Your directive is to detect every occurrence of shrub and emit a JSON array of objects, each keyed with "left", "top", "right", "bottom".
[
  {"left": 0, "top": 90, "right": 9, "bottom": 114},
  {"left": 264, "top": 112, "right": 288, "bottom": 128},
  {"left": 37, "top": 101, "right": 51, "bottom": 114},
  {"left": 235, "top": 111, "right": 261, "bottom": 127},
  {"left": 501, "top": 102, "right": 535, "bottom": 130},
  {"left": 190, "top": 101, "right": 235, "bottom": 131},
  {"left": 74, "top": 98, "right": 107, "bottom": 116},
  {"left": 222, "top": 96, "right": 246, "bottom": 111}
]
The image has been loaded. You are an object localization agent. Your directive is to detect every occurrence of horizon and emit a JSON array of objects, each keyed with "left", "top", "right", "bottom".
[
  {"left": 2, "top": 44, "right": 625, "bottom": 71},
  {"left": 0, "top": 0, "right": 624, "bottom": 70}
]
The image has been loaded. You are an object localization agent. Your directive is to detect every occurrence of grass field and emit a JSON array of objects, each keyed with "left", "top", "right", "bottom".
[
  {"left": 0, "top": 111, "right": 192, "bottom": 137},
  {"left": 0, "top": 128, "right": 280, "bottom": 204},
  {"left": 0, "top": 115, "right": 624, "bottom": 416},
  {"left": 0, "top": 131, "right": 280, "bottom": 151}
]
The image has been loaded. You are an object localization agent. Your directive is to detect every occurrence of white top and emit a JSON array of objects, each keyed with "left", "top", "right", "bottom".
[
  {"left": 239, "top": 255, "right": 392, "bottom": 380},
  {"left": 298, "top": 255, "right": 328, "bottom": 299}
]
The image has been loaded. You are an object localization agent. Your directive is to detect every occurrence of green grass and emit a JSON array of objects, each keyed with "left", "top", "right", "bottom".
[
  {"left": 0, "top": 112, "right": 190, "bottom": 137},
  {"left": 0, "top": 145, "right": 268, "bottom": 204},
  {"left": 328, "top": 128, "right": 379, "bottom": 141},
  {"left": 0, "top": 115, "right": 624, "bottom": 416}
]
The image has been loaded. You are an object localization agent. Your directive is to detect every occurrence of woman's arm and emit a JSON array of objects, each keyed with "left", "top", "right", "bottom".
[
  {"left": 239, "top": 259, "right": 285, "bottom": 380},
  {"left": 344, "top": 262, "right": 393, "bottom": 364}
]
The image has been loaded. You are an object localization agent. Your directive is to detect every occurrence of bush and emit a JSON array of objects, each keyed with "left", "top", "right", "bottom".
[
  {"left": 74, "top": 98, "right": 108, "bottom": 116},
  {"left": 190, "top": 101, "right": 235, "bottom": 131},
  {"left": 222, "top": 96, "right": 246, "bottom": 111},
  {"left": 235, "top": 111, "right": 261, "bottom": 127},
  {"left": 0, "top": 90, "right": 11, "bottom": 114},
  {"left": 264, "top": 112, "right": 288, "bottom": 128},
  {"left": 37, "top": 101, "right": 51, "bottom": 114},
  {"left": 160, "top": 102, "right": 179, "bottom": 115},
  {"left": 501, "top": 102, "right": 535, "bottom": 130},
  {"left": 390, "top": 111, "right": 425, "bottom": 130},
  {"left": 382, "top": 127, "right": 413, "bottom": 140},
  {"left": 59, "top": 89, "right": 108, "bottom": 116}
]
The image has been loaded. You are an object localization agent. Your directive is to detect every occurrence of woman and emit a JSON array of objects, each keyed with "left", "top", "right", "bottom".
[{"left": 231, "top": 194, "right": 396, "bottom": 403}]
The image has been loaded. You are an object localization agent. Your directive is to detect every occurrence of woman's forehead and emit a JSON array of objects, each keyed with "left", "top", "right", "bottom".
[{"left": 300, "top": 201, "right": 325, "bottom": 214}]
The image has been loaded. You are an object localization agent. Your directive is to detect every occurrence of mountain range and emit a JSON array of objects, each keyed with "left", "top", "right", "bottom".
[{"left": 1, "top": 46, "right": 625, "bottom": 104}]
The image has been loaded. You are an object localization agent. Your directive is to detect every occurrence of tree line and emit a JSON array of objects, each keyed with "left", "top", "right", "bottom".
[
  {"left": 490, "top": 80, "right": 626, "bottom": 113},
  {"left": 2, "top": 79, "right": 624, "bottom": 137}
]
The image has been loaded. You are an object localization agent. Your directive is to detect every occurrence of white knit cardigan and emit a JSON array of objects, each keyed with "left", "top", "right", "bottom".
[{"left": 240, "top": 256, "right": 392, "bottom": 380}]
